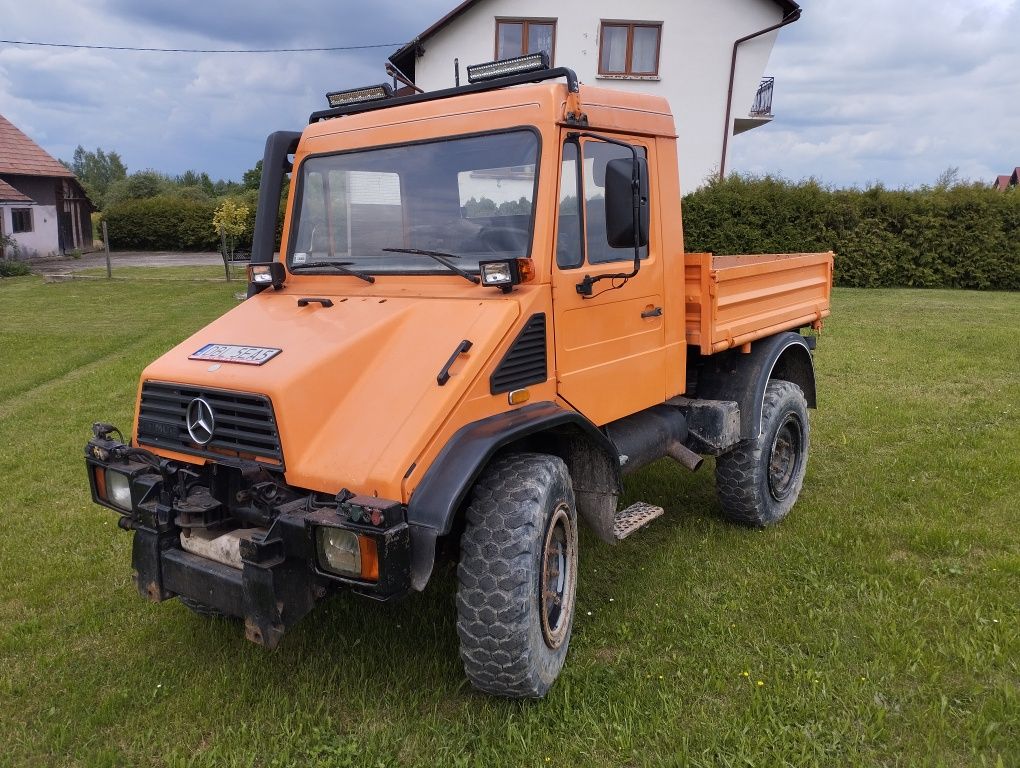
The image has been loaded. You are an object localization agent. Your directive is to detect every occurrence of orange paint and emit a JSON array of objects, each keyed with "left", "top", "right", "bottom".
[{"left": 129, "top": 80, "right": 833, "bottom": 503}]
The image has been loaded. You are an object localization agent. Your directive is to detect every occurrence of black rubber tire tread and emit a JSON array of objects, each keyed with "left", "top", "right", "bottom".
[
  {"left": 456, "top": 452, "right": 577, "bottom": 699},
  {"left": 178, "top": 595, "right": 229, "bottom": 619},
  {"left": 715, "top": 379, "right": 810, "bottom": 528}
]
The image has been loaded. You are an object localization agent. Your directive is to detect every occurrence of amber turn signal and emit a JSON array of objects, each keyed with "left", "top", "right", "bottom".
[
  {"left": 516, "top": 258, "right": 536, "bottom": 283},
  {"left": 508, "top": 388, "right": 531, "bottom": 406}
]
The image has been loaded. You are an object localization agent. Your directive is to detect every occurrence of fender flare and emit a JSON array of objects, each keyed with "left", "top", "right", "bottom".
[
  {"left": 406, "top": 402, "right": 618, "bottom": 591},
  {"left": 696, "top": 332, "right": 817, "bottom": 440}
]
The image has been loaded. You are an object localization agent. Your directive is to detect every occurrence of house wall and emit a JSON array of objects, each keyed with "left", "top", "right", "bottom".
[
  {"left": 412, "top": 0, "right": 783, "bottom": 192},
  {"left": 1, "top": 176, "right": 74, "bottom": 257}
]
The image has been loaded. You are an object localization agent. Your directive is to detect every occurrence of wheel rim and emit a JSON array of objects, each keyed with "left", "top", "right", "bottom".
[
  {"left": 540, "top": 504, "right": 575, "bottom": 650},
  {"left": 768, "top": 414, "right": 804, "bottom": 502}
]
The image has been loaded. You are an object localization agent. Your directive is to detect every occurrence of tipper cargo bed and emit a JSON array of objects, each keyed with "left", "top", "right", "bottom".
[{"left": 685, "top": 252, "right": 833, "bottom": 353}]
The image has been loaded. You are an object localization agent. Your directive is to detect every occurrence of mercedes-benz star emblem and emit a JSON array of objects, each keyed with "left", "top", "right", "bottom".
[{"left": 186, "top": 398, "right": 216, "bottom": 445}]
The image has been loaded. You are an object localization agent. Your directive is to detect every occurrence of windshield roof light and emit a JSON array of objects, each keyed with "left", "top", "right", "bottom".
[
  {"left": 326, "top": 84, "right": 393, "bottom": 109},
  {"left": 467, "top": 53, "right": 549, "bottom": 83}
]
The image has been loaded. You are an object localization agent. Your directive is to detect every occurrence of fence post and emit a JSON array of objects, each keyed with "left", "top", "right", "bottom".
[{"left": 102, "top": 221, "right": 111, "bottom": 279}]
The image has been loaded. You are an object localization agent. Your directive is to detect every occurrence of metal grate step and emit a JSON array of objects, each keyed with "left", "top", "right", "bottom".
[{"left": 613, "top": 502, "right": 665, "bottom": 541}]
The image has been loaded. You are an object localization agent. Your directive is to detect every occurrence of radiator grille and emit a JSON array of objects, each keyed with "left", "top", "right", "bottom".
[
  {"left": 137, "top": 382, "right": 282, "bottom": 464},
  {"left": 490, "top": 313, "right": 547, "bottom": 394}
]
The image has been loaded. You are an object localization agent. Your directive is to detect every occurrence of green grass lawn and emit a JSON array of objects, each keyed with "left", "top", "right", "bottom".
[
  {"left": 1, "top": 276, "right": 1017, "bottom": 767},
  {"left": 77, "top": 266, "right": 234, "bottom": 281}
]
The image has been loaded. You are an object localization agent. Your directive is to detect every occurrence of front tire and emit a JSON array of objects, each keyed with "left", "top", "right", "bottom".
[
  {"left": 715, "top": 380, "right": 810, "bottom": 527},
  {"left": 456, "top": 453, "right": 578, "bottom": 699}
]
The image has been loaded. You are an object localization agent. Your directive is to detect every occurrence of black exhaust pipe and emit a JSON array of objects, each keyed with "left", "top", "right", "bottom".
[{"left": 605, "top": 405, "right": 704, "bottom": 476}]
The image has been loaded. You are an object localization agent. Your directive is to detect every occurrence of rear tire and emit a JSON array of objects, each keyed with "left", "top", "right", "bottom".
[
  {"left": 715, "top": 380, "right": 810, "bottom": 527},
  {"left": 456, "top": 453, "right": 578, "bottom": 699}
]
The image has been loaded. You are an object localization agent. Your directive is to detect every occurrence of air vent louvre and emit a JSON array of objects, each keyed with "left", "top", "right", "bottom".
[{"left": 490, "top": 313, "right": 547, "bottom": 394}]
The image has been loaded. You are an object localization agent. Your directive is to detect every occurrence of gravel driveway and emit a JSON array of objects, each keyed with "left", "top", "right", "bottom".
[{"left": 31, "top": 251, "right": 224, "bottom": 274}]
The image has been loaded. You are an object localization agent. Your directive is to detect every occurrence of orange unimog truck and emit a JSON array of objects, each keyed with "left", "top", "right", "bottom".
[{"left": 85, "top": 55, "right": 832, "bottom": 699}]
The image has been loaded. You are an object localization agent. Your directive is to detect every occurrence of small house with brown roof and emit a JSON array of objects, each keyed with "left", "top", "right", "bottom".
[
  {"left": 0, "top": 114, "right": 93, "bottom": 258},
  {"left": 992, "top": 168, "right": 1019, "bottom": 191}
]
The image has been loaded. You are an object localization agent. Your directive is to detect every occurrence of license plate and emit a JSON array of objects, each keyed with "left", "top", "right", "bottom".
[{"left": 189, "top": 344, "right": 281, "bottom": 366}]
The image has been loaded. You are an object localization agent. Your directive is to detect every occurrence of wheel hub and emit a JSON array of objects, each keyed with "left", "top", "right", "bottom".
[
  {"left": 768, "top": 414, "right": 803, "bottom": 502},
  {"left": 540, "top": 504, "right": 575, "bottom": 650}
]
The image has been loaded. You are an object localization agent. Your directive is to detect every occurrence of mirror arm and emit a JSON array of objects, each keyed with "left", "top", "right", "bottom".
[{"left": 567, "top": 131, "right": 643, "bottom": 298}]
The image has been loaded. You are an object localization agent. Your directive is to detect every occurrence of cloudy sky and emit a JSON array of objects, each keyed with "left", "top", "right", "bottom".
[{"left": 2, "top": 0, "right": 1017, "bottom": 189}]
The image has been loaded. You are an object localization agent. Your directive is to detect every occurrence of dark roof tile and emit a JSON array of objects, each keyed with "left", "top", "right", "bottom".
[{"left": 0, "top": 177, "right": 33, "bottom": 202}]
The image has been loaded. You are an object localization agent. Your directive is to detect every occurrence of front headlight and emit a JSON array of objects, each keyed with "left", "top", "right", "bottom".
[
  {"left": 315, "top": 527, "right": 379, "bottom": 581},
  {"left": 105, "top": 469, "right": 133, "bottom": 511},
  {"left": 316, "top": 527, "right": 361, "bottom": 576}
]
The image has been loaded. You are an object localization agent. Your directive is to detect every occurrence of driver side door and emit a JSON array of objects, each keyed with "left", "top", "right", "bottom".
[{"left": 551, "top": 136, "right": 667, "bottom": 426}]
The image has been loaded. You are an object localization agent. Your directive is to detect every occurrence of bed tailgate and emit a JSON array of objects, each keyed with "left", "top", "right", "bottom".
[{"left": 684, "top": 252, "right": 834, "bottom": 353}]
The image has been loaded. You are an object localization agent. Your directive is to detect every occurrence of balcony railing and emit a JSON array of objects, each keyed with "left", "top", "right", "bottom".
[{"left": 750, "top": 77, "right": 774, "bottom": 118}]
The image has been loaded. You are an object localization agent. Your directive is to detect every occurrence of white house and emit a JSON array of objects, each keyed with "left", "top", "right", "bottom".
[
  {"left": 389, "top": 0, "right": 801, "bottom": 192},
  {"left": 0, "top": 114, "right": 93, "bottom": 259}
]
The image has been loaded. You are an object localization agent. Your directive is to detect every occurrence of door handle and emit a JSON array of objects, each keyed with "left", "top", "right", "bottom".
[
  {"left": 297, "top": 297, "right": 333, "bottom": 308},
  {"left": 437, "top": 339, "right": 473, "bottom": 386},
  {"left": 641, "top": 306, "right": 663, "bottom": 319}
]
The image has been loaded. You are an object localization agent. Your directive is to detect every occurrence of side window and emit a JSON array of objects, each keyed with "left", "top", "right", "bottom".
[
  {"left": 12, "top": 207, "right": 34, "bottom": 234},
  {"left": 556, "top": 142, "right": 583, "bottom": 269},
  {"left": 582, "top": 141, "right": 648, "bottom": 264}
]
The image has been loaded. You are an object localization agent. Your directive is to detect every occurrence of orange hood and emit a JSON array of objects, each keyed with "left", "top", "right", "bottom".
[{"left": 137, "top": 289, "right": 520, "bottom": 499}]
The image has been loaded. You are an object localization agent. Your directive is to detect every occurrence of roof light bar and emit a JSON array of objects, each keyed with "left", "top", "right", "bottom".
[
  {"left": 325, "top": 84, "right": 393, "bottom": 109},
  {"left": 467, "top": 52, "right": 550, "bottom": 84}
]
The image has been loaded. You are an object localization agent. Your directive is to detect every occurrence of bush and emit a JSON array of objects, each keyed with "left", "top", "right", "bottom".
[
  {"left": 104, "top": 170, "right": 173, "bottom": 208},
  {"left": 682, "top": 176, "right": 1020, "bottom": 290},
  {"left": 104, "top": 195, "right": 219, "bottom": 251},
  {"left": 0, "top": 258, "right": 31, "bottom": 277}
]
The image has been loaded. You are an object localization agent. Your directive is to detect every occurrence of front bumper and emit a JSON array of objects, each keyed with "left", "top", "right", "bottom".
[{"left": 85, "top": 428, "right": 411, "bottom": 648}]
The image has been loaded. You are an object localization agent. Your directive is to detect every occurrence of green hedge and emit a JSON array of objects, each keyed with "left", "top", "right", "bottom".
[
  {"left": 682, "top": 176, "right": 1020, "bottom": 290},
  {"left": 104, "top": 195, "right": 219, "bottom": 251}
]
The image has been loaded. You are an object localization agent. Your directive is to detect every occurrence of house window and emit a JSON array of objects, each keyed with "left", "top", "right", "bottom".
[
  {"left": 496, "top": 19, "right": 556, "bottom": 63},
  {"left": 599, "top": 22, "right": 662, "bottom": 76},
  {"left": 11, "top": 207, "right": 33, "bottom": 234}
]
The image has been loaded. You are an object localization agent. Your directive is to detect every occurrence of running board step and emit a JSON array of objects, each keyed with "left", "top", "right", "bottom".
[{"left": 613, "top": 502, "right": 665, "bottom": 540}]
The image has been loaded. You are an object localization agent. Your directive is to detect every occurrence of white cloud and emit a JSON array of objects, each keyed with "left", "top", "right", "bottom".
[
  {"left": 1, "top": 0, "right": 1017, "bottom": 187},
  {"left": 0, "top": 0, "right": 450, "bottom": 178},
  {"left": 731, "top": 0, "right": 1020, "bottom": 187}
]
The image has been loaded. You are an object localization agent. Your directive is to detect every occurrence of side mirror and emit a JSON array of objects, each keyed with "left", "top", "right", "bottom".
[
  {"left": 248, "top": 261, "right": 287, "bottom": 292},
  {"left": 604, "top": 157, "right": 649, "bottom": 249}
]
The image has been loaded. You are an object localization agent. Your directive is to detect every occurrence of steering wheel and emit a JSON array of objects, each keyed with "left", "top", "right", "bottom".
[{"left": 479, "top": 226, "right": 528, "bottom": 253}]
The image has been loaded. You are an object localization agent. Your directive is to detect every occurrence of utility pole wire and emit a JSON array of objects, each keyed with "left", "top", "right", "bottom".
[{"left": 0, "top": 39, "right": 406, "bottom": 53}]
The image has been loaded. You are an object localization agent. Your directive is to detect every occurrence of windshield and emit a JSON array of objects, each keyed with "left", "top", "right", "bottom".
[{"left": 288, "top": 130, "right": 539, "bottom": 275}]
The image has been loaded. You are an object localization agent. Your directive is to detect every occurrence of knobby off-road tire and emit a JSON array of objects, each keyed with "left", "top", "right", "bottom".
[
  {"left": 715, "top": 379, "right": 810, "bottom": 527},
  {"left": 456, "top": 453, "right": 578, "bottom": 699}
]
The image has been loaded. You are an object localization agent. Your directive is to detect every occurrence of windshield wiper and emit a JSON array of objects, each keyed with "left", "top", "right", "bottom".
[
  {"left": 289, "top": 261, "right": 375, "bottom": 283},
  {"left": 381, "top": 248, "right": 480, "bottom": 285}
]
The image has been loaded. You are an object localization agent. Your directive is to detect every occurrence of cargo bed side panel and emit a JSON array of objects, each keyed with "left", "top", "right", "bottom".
[{"left": 685, "top": 252, "right": 833, "bottom": 353}]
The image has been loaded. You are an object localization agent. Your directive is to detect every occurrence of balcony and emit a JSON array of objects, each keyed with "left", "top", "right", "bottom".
[
  {"left": 734, "top": 77, "right": 775, "bottom": 135},
  {"left": 750, "top": 77, "right": 775, "bottom": 118}
]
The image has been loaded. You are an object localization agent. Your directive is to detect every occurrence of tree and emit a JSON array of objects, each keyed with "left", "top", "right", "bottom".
[
  {"left": 61, "top": 145, "right": 128, "bottom": 208},
  {"left": 212, "top": 197, "right": 252, "bottom": 256},
  {"left": 104, "top": 170, "right": 171, "bottom": 208},
  {"left": 242, "top": 160, "right": 263, "bottom": 192},
  {"left": 935, "top": 166, "right": 961, "bottom": 191}
]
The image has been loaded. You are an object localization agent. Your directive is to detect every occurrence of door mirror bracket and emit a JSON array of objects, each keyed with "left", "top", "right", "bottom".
[{"left": 567, "top": 131, "right": 649, "bottom": 298}]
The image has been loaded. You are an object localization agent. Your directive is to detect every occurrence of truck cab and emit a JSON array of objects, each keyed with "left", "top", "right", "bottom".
[{"left": 85, "top": 56, "right": 832, "bottom": 698}]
